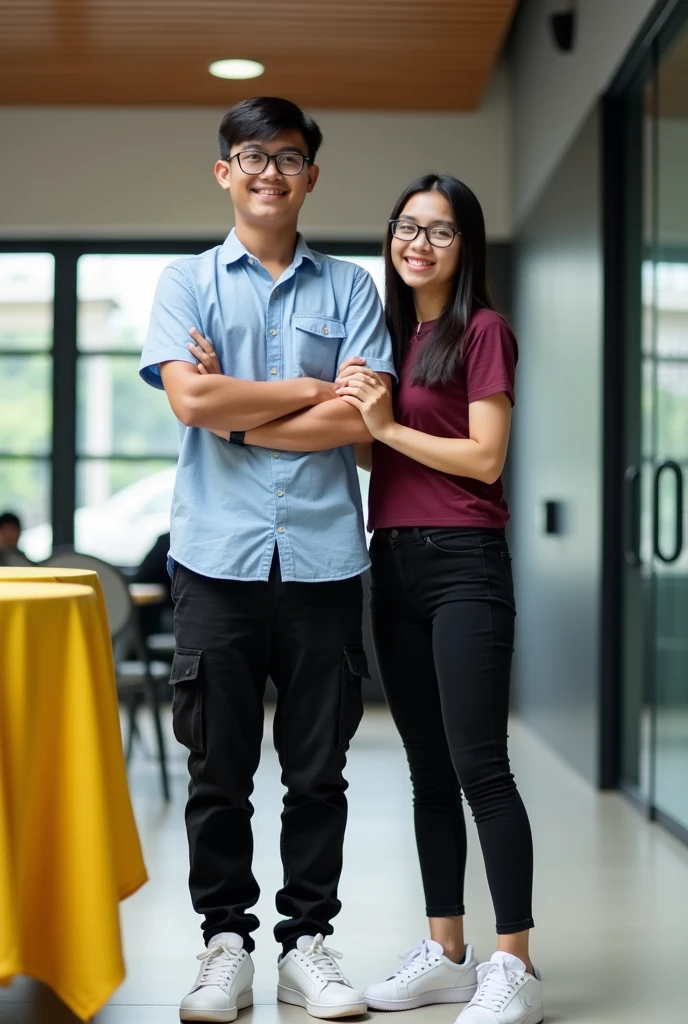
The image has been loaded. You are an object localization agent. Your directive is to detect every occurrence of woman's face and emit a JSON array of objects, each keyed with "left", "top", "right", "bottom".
[{"left": 390, "top": 190, "right": 461, "bottom": 294}]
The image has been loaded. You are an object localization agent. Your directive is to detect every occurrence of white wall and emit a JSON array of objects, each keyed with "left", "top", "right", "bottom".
[
  {"left": 510, "top": 0, "right": 657, "bottom": 226},
  {"left": 0, "top": 65, "right": 511, "bottom": 241}
]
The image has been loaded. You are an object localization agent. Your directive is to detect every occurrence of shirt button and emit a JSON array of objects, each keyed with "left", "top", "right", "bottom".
[
  {"left": 322, "top": 326, "right": 329, "bottom": 335},
  {"left": 277, "top": 526, "right": 285, "bottom": 534},
  {"left": 270, "top": 329, "right": 278, "bottom": 336},
  {"left": 277, "top": 489, "right": 284, "bottom": 497},
  {"left": 270, "top": 368, "right": 277, "bottom": 375},
  {"left": 274, "top": 287, "right": 279, "bottom": 296},
  {"left": 248, "top": 258, "right": 255, "bottom": 265},
  {"left": 391, "top": 529, "right": 399, "bottom": 538},
  {"left": 273, "top": 451, "right": 280, "bottom": 458}
]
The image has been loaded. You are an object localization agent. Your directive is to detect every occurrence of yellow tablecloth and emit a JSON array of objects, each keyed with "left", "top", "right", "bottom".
[
  {"left": 0, "top": 567, "right": 109, "bottom": 639},
  {"left": 0, "top": 582, "right": 147, "bottom": 1019}
]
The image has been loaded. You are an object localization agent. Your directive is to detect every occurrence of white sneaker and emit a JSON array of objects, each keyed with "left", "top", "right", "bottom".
[
  {"left": 456, "top": 952, "right": 543, "bottom": 1024},
  {"left": 277, "top": 934, "right": 367, "bottom": 1019},
  {"left": 364, "top": 938, "right": 478, "bottom": 1010},
  {"left": 180, "top": 933, "right": 254, "bottom": 1022}
]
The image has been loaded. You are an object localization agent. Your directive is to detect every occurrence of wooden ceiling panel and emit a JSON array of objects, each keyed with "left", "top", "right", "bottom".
[{"left": 0, "top": 0, "right": 519, "bottom": 110}]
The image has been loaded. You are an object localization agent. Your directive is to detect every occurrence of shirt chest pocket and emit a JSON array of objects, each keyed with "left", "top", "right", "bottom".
[{"left": 291, "top": 314, "right": 346, "bottom": 382}]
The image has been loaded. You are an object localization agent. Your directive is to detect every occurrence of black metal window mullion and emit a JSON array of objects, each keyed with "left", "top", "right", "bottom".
[{"left": 51, "top": 246, "right": 78, "bottom": 548}]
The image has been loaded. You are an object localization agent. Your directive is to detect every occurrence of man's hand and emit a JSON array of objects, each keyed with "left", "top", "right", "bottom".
[
  {"left": 188, "top": 328, "right": 223, "bottom": 374},
  {"left": 187, "top": 326, "right": 336, "bottom": 404}
]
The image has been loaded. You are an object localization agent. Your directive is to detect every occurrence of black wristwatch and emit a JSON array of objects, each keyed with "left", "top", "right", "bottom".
[{"left": 229, "top": 431, "right": 246, "bottom": 446}]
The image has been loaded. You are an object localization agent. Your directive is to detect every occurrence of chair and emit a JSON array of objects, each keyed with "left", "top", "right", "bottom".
[
  {"left": 43, "top": 548, "right": 170, "bottom": 801},
  {"left": 146, "top": 632, "right": 176, "bottom": 659}
]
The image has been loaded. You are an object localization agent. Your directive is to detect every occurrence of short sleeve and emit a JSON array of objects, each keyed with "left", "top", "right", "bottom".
[
  {"left": 337, "top": 268, "right": 397, "bottom": 379},
  {"left": 139, "top": 262, "right": 203, "bottom": 390},
  {"left": 463, "top": 314, "right": 518, "bottom": 407}
]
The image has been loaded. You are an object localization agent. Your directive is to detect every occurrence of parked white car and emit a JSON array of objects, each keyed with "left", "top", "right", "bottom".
[{"left": 22, "top": 468, "right": 176, "bottom": 566}]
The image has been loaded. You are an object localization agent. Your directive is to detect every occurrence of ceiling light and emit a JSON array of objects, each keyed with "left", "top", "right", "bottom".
[{"left": 209, "top": 59, "right": 265, "bottom": 81}]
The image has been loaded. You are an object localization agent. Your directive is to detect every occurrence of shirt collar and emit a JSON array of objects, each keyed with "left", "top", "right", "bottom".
[{"left": 219, "top": 228, "right": 321, "bottom": 272}]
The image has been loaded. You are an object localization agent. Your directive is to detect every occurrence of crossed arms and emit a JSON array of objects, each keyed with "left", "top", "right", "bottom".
[{"left": 160, "top": 358, "right": 392, "bottom": 452}]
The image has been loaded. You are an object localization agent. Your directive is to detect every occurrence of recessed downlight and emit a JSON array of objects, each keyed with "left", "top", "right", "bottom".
[{"left": 209, "top": 59, "right": 265, "bottom": 80}]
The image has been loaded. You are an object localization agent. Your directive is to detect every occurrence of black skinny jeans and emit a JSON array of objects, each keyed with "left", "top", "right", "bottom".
[{"left": 370, "top": 527, "right": 534, "bottom": 934}]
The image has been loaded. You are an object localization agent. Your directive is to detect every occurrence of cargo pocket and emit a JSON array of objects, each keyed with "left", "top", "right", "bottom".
[
  {"left": 338, "top": 646, "right": 370, "bottom": 750},
  {"left": 169, "top": 648, "right": 204, "bottom": 754}
]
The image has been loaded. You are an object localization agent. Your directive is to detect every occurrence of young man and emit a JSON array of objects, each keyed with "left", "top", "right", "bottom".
[{"left": 139, "top": 97, "right": 395, "bottom": 1022}]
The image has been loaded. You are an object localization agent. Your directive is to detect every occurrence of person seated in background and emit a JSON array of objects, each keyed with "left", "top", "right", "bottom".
[
  {"left": 133, "top": 531, "right": 173, "bottom": 639},
  {"left": 0, "top": 511, "right": 32, "bottom": 566}
]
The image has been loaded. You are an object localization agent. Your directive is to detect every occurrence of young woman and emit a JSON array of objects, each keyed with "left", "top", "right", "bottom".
[{"left": 334, "top": 175, "right": 543, "bottom": 1024}]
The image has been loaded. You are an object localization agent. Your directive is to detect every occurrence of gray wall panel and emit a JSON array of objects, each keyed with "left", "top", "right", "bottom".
[{"left": 511, "top": 109, "right": 603, "bottom": 785}]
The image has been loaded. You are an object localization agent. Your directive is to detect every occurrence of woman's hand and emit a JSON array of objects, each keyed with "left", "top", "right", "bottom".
[
  {"left": 335, "top": 367, "right": 396, "bottom": 441},
  {"left": 188, "top": 328, "right": 222, "bottom": 374}
]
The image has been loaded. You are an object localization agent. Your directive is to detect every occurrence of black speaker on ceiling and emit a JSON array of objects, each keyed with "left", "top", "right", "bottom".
[{"left": 550, "top": 11, "right": 576, "bottom": 53}]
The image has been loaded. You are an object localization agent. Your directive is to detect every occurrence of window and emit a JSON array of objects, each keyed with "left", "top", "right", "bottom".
[
  {"left": 73, "top": 254, "right": 185, "bottom": 564},
  {"left": 0, "top": 253, "right": 53, "bottom": 539}
]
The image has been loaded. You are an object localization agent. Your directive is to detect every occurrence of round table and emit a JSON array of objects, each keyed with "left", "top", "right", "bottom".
[
  {"left": 0, "top": 582, "right": 147, "bottom": 1019},
  {"left": 0, "top": 566, "right": 109, "bottom": 637},
  {"left": 128, "top": 582, "right": 167, "bottom": 606}
]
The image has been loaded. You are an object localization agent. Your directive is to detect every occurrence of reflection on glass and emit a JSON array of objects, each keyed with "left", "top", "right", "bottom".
[
  {"left": 0, "top": 253, "right": 54, "bottom": 351},
  {"left": 652, "top": 23, "right": 688, "bottom": 835}
]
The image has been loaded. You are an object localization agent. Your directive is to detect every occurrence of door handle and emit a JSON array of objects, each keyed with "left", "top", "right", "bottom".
[
  {"left": 653, "top": 460, "right": 683, "bottom": 564},
  {"left": 623, "top": 465, "right": 641, "bottom": 566}
]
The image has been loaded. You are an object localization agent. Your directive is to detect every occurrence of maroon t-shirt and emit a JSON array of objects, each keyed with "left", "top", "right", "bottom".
[{"left": 368, "top": 309, "right": 517, "bottom": 530}]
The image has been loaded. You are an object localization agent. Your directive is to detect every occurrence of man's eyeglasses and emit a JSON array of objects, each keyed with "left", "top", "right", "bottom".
[
  {"left": 389, "top": 219, "right": 461, "bottom": 248},
  {"left": 229, "top": 151, "right": 311, "bottom": 176}
]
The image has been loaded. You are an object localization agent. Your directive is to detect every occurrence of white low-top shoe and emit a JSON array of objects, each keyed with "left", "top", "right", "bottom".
[
  {"left": 179, "top": 933, "right": 254, "bottom": 1023},
  {"left": 277, "top": 934, "right": 367, "bottom": 1019},
  {"left": 456, "top": 952, "right": 543, "bottom": 1024},
  {"left": 363, "top": 938, "right": 478, "bottom": 1010}
]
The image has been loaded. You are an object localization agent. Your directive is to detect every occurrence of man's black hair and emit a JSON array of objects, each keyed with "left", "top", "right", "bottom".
[
  {"left": 0, "top": 512, "right": 21, "bottom": 530},
  {"left": 219, "top": 97, "right": 323, "bottom": 163}
]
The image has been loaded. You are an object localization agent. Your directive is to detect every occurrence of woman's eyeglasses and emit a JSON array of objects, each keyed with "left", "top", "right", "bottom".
[{"left": 389, "top": 219, "right": 461, "bottom": 248}]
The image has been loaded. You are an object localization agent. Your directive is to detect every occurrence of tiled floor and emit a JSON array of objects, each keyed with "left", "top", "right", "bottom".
[{"left": 2, "top": 706, "right": 687, "bottom": 1023}]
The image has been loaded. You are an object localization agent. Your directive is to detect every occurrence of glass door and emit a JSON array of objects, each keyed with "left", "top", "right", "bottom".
[{"left": 621, "top": 13, "right": 688, "bottom": 839}]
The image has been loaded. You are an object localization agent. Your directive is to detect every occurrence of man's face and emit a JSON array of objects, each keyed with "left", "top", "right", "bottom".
[
  {"left": 215, "top": 130, "right": 319, "bottom": 227},
  {"left": 0, "top": 523, "right": 20, "bottom": 549}
]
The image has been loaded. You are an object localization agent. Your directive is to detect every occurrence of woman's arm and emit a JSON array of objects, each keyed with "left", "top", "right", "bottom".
[
  {"left": 336, "top": 369, "right": 511, "bottom": 485},
  {"left": 380, "top": 395, "right": 511, "bottom": 484}
]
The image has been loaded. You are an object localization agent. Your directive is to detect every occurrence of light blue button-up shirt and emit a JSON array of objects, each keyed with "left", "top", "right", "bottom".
[{"left": 139, "top": 230, "right": 395, "bottom": 582}]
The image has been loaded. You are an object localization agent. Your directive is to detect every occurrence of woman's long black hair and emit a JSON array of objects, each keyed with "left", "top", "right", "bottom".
[{"left": 384, "top": 174, "right": 495, "bottom": 387}]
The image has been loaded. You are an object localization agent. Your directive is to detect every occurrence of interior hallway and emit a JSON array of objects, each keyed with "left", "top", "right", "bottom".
[{"left": 1, "top": 706, "right": 686, "bottom": 1024}]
